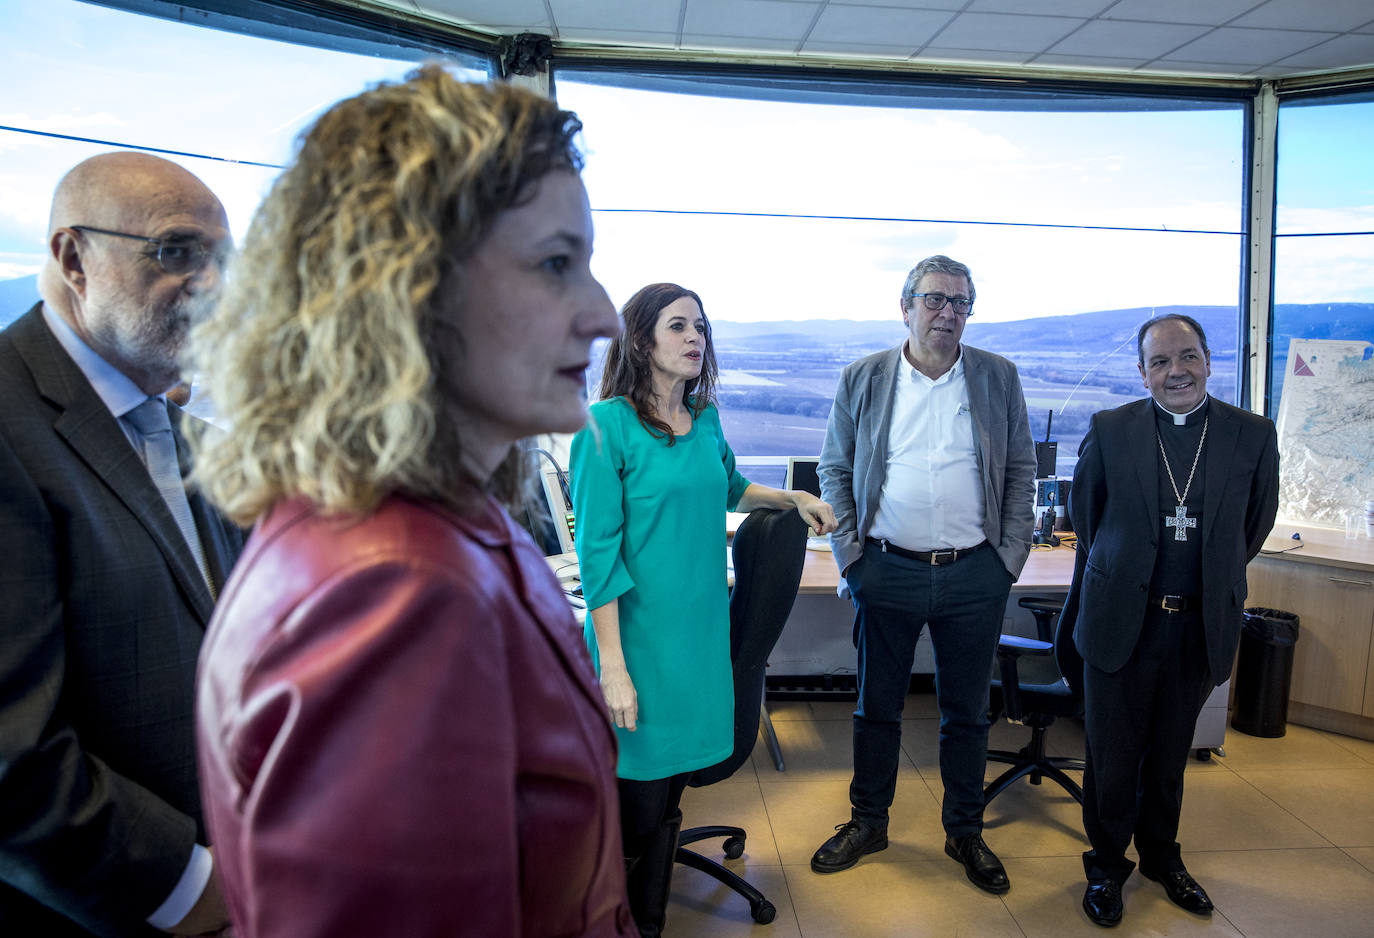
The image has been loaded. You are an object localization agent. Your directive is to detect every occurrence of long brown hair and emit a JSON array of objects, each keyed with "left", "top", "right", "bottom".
[{"left": 596, "top": 282, "right": 718, "bottom": 445}]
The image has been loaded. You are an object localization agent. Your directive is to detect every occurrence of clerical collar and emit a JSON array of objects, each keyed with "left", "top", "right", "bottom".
[{"left": 1154, "top": 395, "right": 1209, "bottom": 427}]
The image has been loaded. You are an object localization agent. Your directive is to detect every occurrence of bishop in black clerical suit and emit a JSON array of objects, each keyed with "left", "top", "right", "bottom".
[{"left": 1062, "top": 314, "right": 1279, "bottom": 928}]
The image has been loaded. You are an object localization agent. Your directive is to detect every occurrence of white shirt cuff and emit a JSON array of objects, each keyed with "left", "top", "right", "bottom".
[{"left": 146, "top": 843, "right": 213, "bottom": 929}]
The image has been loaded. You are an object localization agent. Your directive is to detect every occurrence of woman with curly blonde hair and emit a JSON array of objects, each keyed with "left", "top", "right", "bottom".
[{"left": 189, "top": 66, "right": 630, "bottom": 937}]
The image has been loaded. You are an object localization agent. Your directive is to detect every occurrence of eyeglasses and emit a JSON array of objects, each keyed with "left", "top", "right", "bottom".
[
  {"left": 70, "top": 225, "right": 228, "bottom": 276},
  {"left": 909, "top": 292, "right": 974, "bottom": 316}
]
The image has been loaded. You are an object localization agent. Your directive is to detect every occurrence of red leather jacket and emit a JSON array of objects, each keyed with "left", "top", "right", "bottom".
[{"left": 197, "top": 494, "right": 633, "bottom": 937}]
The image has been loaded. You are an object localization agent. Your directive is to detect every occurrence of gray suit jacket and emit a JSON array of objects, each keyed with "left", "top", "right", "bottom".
[
  {"left": 819, "top": 343, "right": 1037, "bottom": 587},
  {"left": 0, "top": 304, "right": 245, "bottom": 937}
]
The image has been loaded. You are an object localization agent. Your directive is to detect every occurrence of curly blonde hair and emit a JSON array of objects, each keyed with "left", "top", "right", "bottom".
[{"left": 188, "top": 66, "right": 583, "bottom": 525}]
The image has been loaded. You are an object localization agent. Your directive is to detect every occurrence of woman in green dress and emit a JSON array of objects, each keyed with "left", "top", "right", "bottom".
[{"left": 570, "top": 282, "right": 835, "bottom": 936}]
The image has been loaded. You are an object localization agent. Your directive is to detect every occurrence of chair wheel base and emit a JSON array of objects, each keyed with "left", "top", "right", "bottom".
[
  {"left": 751, "top": 899, "right": 776, "bottom": 924},
  {"left": 723, "top": 835, "right": 746, "bottom": 859}
]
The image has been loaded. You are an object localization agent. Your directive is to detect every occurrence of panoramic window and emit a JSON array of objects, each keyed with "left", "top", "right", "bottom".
[
  {"left": 0, "top": 0, "right": 490, "bottom": 334},
  {"left": 1270, "top": 92, "right": 1374, "bottom": 526},
  {"left": 556, "top": 69, "right": 1247, "bottom": 487}
]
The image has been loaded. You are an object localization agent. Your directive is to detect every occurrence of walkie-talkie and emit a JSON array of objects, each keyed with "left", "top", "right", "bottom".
[{"left": 1034, "top": 491, "right": 1061, "bottom": 547}]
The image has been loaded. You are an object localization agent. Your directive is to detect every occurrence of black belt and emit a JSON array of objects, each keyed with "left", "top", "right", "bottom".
[
  {"left": 866, "top": 537, "right": 989, "bottom": 566},
  {"left": 1148, "top": 593, "right": 1195, "bottom": 613}
]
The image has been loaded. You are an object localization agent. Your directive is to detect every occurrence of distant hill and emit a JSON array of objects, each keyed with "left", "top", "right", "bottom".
[
  {"left": 711, "top": 303, "right": 1373, "bottom": 359},
  {"left": 1, "top": 267, "right": 1366, "bottom": 364},
  {"left": 708, "top": 306, "right": 1247, "bottom": 350},
  {"left": 0, "top": 275, "right": 38, "bottom": 328},
  {"left": 964, "top": 305, "right": 1242, "bottom": 361},
  {"left": 1271, "top": 303, "right": 1374, "bottom": 343},
  {"left": 710, "top": 318, "right": 904, "bottom": 345}
]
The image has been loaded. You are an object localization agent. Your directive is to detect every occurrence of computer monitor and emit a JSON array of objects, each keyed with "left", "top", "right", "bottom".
[
  {"left": 1035, "top": 477, "right": 1070, "bottom": 512},
  {"left": 785, "top": 456, "right": 822, "bottom": 497},
  {"left": 785, "top": 456, "right": 832, "bottom": 551},
  {"left": 1035, "top": 477, "right": 1072, "bottom": 534},
  {"left": 540, "top": 467, "right": 576, "bottom": 555}
]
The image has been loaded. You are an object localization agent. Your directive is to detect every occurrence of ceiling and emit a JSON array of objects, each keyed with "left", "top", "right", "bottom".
[{"left": 357, "top": 0, "right": 1374, "bottom": 80}]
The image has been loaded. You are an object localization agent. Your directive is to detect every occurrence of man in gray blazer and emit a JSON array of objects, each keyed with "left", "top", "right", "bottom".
[
  {"left": 0, "top": 153, "right": 243, "bottom": 936},
  {"left": 810, "top": 255, "right": 1036, "bottom": 893}
]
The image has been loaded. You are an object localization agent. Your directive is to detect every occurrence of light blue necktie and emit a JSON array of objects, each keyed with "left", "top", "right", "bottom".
[{"left": 126, "top": 397, "right": 213, "bottom": 594}]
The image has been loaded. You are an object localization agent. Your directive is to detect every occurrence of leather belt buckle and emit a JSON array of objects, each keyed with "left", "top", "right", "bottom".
[
  {"left": 867, "top": 538, "right": 985, "bottom": 566},
  {"left": 1158, "top": 594, "right": 1188, "bottom": 613}
]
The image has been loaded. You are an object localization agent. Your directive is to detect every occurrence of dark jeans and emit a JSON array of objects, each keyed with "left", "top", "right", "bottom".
[
  {"left": 847, "top": 540, "right": 1011, "bottom": 836},
  {"left": 1081, "top": 606, "right": 1212, "bottom": 884}
]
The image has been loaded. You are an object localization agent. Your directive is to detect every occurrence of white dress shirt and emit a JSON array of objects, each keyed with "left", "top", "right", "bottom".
[
  {"left": 868, "top": 347, "right": 986, "bottom": 552},
  {"left": 42, "top": 303, "right": 157, "bottom": 446}
]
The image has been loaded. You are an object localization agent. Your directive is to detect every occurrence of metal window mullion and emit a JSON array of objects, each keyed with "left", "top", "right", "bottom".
[{"left": 1247, "top": 83, "right": 1278, "bottom": 416}]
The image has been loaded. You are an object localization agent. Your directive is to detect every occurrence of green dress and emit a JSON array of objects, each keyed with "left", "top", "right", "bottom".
[{"left": 570, "top": 398, "right": 750, "bottom": 781}]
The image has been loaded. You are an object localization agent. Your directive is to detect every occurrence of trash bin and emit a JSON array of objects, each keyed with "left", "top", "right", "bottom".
[{"left": 1231, "top": 608, "right": 1300, "bottom": 737}]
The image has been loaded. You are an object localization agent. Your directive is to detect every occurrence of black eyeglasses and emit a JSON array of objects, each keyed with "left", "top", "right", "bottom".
[
  {"left": 70, "top": 225, "right": 228, "bottom": 276},
  {"left": 909, "top": 292, "right": 974, "bottom": 316}
]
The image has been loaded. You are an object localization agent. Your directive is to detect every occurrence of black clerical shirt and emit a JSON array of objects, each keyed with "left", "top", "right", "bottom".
[{"left": 1149, "top": 396, "right": 1208, "bottom": 598}]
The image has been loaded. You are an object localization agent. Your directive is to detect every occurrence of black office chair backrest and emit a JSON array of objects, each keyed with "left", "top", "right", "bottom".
[
  {"left": 1053, "top": 580, "right": 1086, "bottom": 698},
  {"left": 690, "top": 507, "right": 808, "bottom": 786}
]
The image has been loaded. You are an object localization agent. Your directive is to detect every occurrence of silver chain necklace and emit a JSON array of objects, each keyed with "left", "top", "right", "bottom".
[{"left": 1157, "top": 416, "right": 1208, "bottom": 542}]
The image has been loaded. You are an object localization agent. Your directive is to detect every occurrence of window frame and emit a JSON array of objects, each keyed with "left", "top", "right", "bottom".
[
  {"left": 82, "top": 0, "right": 499, "bottom": 68},
  {"left": 550, "top": 58, "right": 1257, "bottom": 483}
]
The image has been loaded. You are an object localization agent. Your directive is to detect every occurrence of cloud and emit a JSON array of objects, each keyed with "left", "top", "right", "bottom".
[
  {"left": 1274, "top": 234, "right": 1374, "bottom": 304},
  {"left": 1277, "top": 205, "right": 1374, "bottom": 234},
  {"left": 0, "top": 254, "right": 42, "bottom": 279},
  {"left": 0, "top": 110, "right": 124, "bottom": 133},
  {"left": 589, "top": 208, "right": 1245, "bottom": 324}
]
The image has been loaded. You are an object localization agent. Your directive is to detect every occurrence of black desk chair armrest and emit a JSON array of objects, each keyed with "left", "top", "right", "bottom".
[
  {"left": 1018, "top": 596, "right": 1064, "bottom": 642},
  {"left": 997, "top": 635, "right": 1053, "bottom": 656},
  {"left": 995, "top": 635, "right": 1051, "bottom": 721}
]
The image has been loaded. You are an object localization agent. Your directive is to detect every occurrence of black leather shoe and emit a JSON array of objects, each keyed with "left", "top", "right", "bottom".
[
  {"left": 944, "top": 834, "right": 1010, "bottom": 894},
  {"left": 1140, "top": 866, "right": 1213, "bottom": 914},
  {"left": 810, "top": 820, "right": 888, "bottom": 873},
  {"left": 1083, "top": 879, "right": 1123, "bottom": 926}
]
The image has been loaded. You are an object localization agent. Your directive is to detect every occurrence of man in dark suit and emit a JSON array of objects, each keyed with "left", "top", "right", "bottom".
[
  {"left": 810, "top": 255, "right": 1036, "bottom": 893},
  {"left": 1064, "top": 314, "right": 1279, "bottom": 927},
  {"left": 0, "top": 153, "right": 244, "bottom": 936}
]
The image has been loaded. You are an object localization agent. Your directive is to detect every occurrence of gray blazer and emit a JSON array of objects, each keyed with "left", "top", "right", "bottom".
[
  {"left": 0, "top": 304, "right": 245, "bottom": 936},
  {"left": 819, "top": 343, "right": 1037, "bottom": 587}
]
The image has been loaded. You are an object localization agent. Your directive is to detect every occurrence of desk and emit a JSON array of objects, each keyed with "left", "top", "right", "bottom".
[
  {"left": 778, "top": 541, "right": 1228, "bottom": 752},
  {"left": 559, "top": 534, "right": 1228, "bottom": 751},
  {"left": 796, "top": 542, "right": 1077, "bottom": 596},
  {"left": 773, "top": 544, "right": 1079, "bottom": 679},
  {"left": 1247, "top": 525, "right": 1374, "bottom": 739},
  {"left": 546, "top": 548, "right": 735, "bottom": 625},
  {"left": 553, "top": 537, "right": 1079, "bottom": 600},
  {"left": 556, "top": 542, "right": 1080, "bottom": 662}
]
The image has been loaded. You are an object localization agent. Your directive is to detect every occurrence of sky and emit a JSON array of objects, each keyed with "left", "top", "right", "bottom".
[{"left": 1, "top": 0, "right": 1371, "bottom": 322}]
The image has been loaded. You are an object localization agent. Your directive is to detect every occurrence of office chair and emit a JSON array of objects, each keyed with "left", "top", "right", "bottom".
[
  {"left": 985, "top": 595, "right": 1086, "bottom": 805},
  {"left": 678, "top": 507, "right": 808, "bottom": 925}
]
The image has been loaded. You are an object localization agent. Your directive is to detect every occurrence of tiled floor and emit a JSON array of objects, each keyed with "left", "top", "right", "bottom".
[{"left": 667, "top": 696, "right": 1374, "bottom": 937}]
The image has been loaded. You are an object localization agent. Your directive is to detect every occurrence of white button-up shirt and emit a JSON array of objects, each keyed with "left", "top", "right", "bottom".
[{"left": 868, "top": 348, "right": 986, "bottom": 551}]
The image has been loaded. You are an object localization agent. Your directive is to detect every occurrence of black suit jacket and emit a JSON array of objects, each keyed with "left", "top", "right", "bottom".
[
  {"left": 0, "top": 304, "right": 245, "bottom": 937},
  {"left": 1062, "top": 396, "right": 1279, "bottom": 684}
]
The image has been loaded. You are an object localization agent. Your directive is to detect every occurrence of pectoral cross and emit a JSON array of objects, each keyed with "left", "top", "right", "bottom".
[{"left": 1165, "top": 504, "right": 1196, "bottom": 542}]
